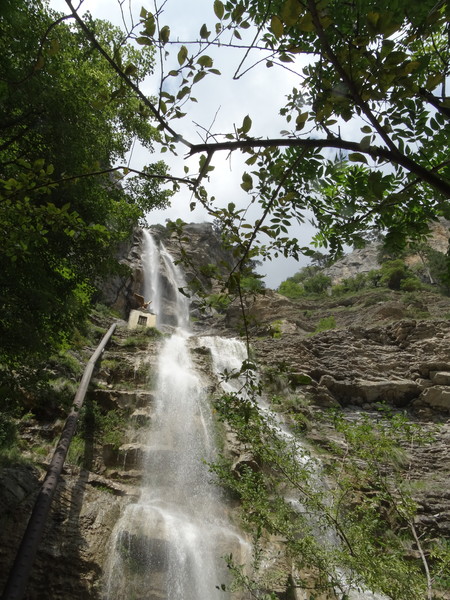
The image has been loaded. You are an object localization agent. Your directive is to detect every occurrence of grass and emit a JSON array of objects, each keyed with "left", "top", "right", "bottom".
[
  {"left": 311, "top": 315, "right": 336, "bottom": 335},
  {"left": 66, "top": 434, "right": 86, "bottom": 466}
]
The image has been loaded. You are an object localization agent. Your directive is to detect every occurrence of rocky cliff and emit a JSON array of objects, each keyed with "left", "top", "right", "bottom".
[
  {"left": 100, "top": 223, "right": 233, "bottom": 319},
  {"left": 1, "top": 224, "right": 450, "bottom": 599},
  {"left": 323, "top": 218, "right": 450, "bottom": 284}
]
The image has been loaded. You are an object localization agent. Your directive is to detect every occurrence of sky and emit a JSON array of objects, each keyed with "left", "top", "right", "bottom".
[{"left": 49, "top": 0, "right": 325, "bottom": 288}]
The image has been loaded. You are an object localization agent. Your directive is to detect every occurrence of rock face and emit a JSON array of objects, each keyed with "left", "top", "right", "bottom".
[
  {"left": 2, "top": 224, "right": 450, "bottom": 599},
  {"left": 99, "top": 229, "right": 146, "bottom": 317},
  {"left": 100, "top": 223, "right": 234, "bottom": 320},
  {"left": 324, "top": 242, "right": 380, "bottom": 284},
  {"left": 323, "top": 218, "right": 450, "bottom": 284}
]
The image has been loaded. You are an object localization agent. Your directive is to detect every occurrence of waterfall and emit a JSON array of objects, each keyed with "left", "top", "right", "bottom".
[
  {"left": 141, "top": 229, "right": 190, "bottom": 329},
  {"left": 142, "top": 230, "right": 161, "bottom": 324},
  {"left": 103, "top": 230, "right": 247, "bottom": 600},
  {"left": 105, "top": 228, "right": 387, "bottom": 600}
]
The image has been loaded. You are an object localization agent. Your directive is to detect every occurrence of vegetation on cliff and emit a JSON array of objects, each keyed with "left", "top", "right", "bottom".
[{"left": 0, "top": 1, "right": 170, "bottom": 400}]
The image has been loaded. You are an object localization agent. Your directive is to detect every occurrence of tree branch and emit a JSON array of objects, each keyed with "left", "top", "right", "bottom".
[
  {"left": 4, "top": 166, "right": 195, "bottom": 200},
  {"left": 188, "top": 136, "right": 450, "bottom": 197},
  {"left": 64, "top": 0, "right": 192, "bottom": 148}
]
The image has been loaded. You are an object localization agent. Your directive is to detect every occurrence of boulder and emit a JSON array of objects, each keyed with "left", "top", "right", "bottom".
[
  {"left": 319, "top": 375, "right": 421, "bottom": 407},
  {"left": 420, "top": 386, "right": 450, "bottom": 411}
]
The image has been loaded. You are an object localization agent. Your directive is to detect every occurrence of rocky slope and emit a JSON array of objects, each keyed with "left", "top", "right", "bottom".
[
  {"left": 1, "top": 224, "right": 450, "bottom": 599},
  {"left": 219, "top": 286, "right": 450, "bottom": 543}
]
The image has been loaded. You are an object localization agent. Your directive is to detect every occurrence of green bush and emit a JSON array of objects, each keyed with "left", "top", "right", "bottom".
[
  {"left": 207, "top": 293, "right": 232, "bottom": 312},
  {"left": 278, "top": 279, "right": 304, "bottom": 298},
  {"left": 377, "top": 259, "right": 421, "bottom": 291},
  {"left": 313, "top": 315, "right": 336, "bottom": 333},
  {"left": 400, "top": 277, "right": 421, "bottom": 291},
  {"left": 303, "top": 273, "right": 331, "bottom": 295}
]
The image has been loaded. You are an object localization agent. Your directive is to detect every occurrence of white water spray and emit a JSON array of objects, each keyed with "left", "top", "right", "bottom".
[
  {"left": 141, "top": 229, "right": 190, "bottom": 329},
  {"left": 104, "top": 230, "right": 246, "bottom": 600}
]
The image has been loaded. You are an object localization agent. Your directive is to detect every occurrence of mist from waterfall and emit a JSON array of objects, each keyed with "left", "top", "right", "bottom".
[{"left": 103, "top": 230, "right": 247, "bottom": 600}]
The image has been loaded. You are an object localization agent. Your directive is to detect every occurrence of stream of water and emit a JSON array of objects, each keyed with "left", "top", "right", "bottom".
[
  {"left": 103, "top": 230, "right": 247, "bottom": 600},
  {"left": 104, "top": 228, "right": 388, "bottom": 600}
]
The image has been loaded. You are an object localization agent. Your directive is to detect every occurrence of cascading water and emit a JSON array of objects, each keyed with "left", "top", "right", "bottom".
[
  {"left": 103, "top": 230, "right": 247, "bottom": 600},
  {"left": 141, "top": 229, "right": 190, "bottom": 329},
  {"left": 105, "top": 228, "right": 387, "bottom": 600}
]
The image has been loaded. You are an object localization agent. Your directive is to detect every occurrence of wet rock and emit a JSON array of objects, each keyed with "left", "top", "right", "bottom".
[
  {"left": 130, "top": 409, "right": 151, "bottom": 427},
  {"left": 116, "top": 530, "right": 171, "bottom": 571}
]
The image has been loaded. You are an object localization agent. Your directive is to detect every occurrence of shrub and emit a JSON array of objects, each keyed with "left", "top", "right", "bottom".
[
  {"left": 313, "top": 315, "right": 336, "bottom": 333},
  {"left": 400, "top": 277, "right": 421, "bottom": 292},
  {"left": 303, "top": 273, "right": 331, "bottom": 295},
  {"left": 278, "top": 279, "right": 304, "bottom": 299},
  {"left": 207, "top": 293, "right": 232, "bottom": 312},
  {"left": 379, "top": 259, "right": 421, "bottom": 291}
]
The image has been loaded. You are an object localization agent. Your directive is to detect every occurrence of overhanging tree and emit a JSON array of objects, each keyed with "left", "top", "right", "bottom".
[
  {"left": 60, "top": 0, "right": 450, "bottom": 289},
  {"left": 0, "top": 0, "right": 171, "bottom": 372}
]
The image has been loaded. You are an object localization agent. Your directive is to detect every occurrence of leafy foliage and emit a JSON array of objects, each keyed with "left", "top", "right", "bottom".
[
  {"left": 212, "top": 381, "right": 447, "bottom": 599},
  {"left": 0, "top": 1, "right": 169, "bottom": 372},
  {"left": 52, "top": 0, "right": 450, "bottom": 315}
]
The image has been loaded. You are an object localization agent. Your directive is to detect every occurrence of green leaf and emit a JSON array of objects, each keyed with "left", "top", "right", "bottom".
[
  {"left": 360, "top": 135, "right": 372, "bottom": 150},
  {"left": 241, "top": 172, "right": 253, "bottom": 191},
  {"left": 242, "top": 115, "right": 252, "bottom": 134},
  {"left": 197, "top": 55, "right": 213, "bottom": 68},
  {"left": 348, "top": 152, "right": 368, "bottom": 164},
  {"left": 295, "top": 112, "right": 308, "bottom": 129},
  {"left": 280, "top": 0, "right": 303, "bottom": 27},
  {"left": 177, "top": 45, "right": 188, "bottom": 66},
  {"left": 297, "top": 13, "right": 315, "bottom": 32},
  {"left": 136, "top": 36, "right": 152, "bottom": 46},
  {"left": 200, "top": 24, "right": 211, "bottom": 39},
  {"left": 159, "top": 25, "right": 170, "bottom": 44},
  {"left": 142, "top": 14, "right": 156, "bottom": 37},
  {"left": 193, "top": 71, "right": 206, "bottom": 84},
  {"left": 271, "top": 15, "right": 284, "bottom": 38},
  {"left": 214, "top": 0, "right": 225, "bottom": 19},
  {"left": 124, "top": 63, "right": 137, "bottom": 76},
  {"left": 177, "top": 86, "right": 190, "bottom": 100}
]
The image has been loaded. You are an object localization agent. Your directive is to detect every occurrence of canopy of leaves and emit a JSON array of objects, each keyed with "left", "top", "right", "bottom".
[
  {"left": 116, "top": 0, "right": 450, "bottom": 268},
  {"left": 0, "top": 0, "right": 170, "bottom": 372}
]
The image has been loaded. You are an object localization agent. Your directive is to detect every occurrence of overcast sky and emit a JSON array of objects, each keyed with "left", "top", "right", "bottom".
[{"left": 49, "top": 0, "right": 328, "bottom": 287}]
